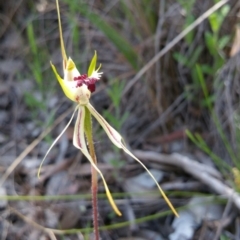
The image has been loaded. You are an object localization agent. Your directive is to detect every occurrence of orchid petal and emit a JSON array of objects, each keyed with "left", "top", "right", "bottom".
[
  {"left": 64, "top": 58, "right": 81, "bottom": 81},
  {"left": 50, "top": 62, "right": 76, "bottom": 102},
  {"left": 38, "top": 105, "right": 79, "bottom": 178},
  {"left": 56, "top": 0, "right": 67, "bottom": 68},
  {"left": 87, "top": 103, "right": 179, "bottom": 217},
  {"left": 88, "top": 51, "right": 97, "bottom": 77},
  {"left": 90, "top": 67, "right": 103, "bottom": 80},
  {"left": 88, "top": 52, "right": 102, "bottom": 80},
  {"left": 73, "top": 106, "right": 122, "bottom": 216},
  {"left": 87, "top": 103, "right": 123, "bottom": 148}
]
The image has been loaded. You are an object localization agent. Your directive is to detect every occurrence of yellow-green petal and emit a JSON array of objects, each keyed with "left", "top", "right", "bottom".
[
  {"left": 88, "top": 51, "right": 97, "bottom": 77},
  {"left": 50, "top": 62, "right": 76, "bottom": 102}
]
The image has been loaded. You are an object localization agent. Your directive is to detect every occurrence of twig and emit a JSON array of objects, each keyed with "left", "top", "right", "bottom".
[
  {"left": 9, "top": 207, "right": 57, "bottom": 240},
  {"left": 133, "top": 150, "right": 240, "bottom": 210},
  {"left": 213, "top": 198, "right": 233, "bottom": 240},
  {"left": 235, "top": 217, "right": 240, "bottom": 239}
]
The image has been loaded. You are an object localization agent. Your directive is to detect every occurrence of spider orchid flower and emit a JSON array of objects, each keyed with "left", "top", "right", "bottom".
[{"left": 38, "top": 0, "right": 178, "bottom": 218}]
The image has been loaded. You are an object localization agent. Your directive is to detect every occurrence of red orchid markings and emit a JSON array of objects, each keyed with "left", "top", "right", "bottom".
[
  {"left": 91, "top": 107, "right": 120, "bottom": 144},
  {"left": 74, "top": 75, "right": 98, "bottom": 93}
]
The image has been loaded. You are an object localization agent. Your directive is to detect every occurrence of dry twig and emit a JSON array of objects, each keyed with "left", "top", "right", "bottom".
[
  {"left": 9, "top": 207, "right": 57, "bottom": 240},
  {"left": 133, "top": 150, "right": 240, "bottom": 210}
]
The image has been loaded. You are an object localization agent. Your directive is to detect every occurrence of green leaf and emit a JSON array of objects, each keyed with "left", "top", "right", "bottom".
[
  {"left": 195, "top": 64, "right": 209, "bottom": 105},
  {"left": 173, "top": 52, "right": 189, "bottom": 67},
  {"left": 178, "top": 0, "right": 195, "bottom": 12},
  {"left": 27, "top": 22, "right": 37, "bottom": 55},
  {"left": 184, "top": 14, "right": 195, "bottom": 44},
  {"left": 220, "top": 5, "right": 230, "bottom": 20},
  {"left": 200, "top": 64, "right": 214, "bottom": 75},
  {"left": 200, "top": 94, "right": 216, "bottom": 107},
  {"left": 107, "top": 80, "right": 125, "bottom": 108},
  {"left": 188, "top": 46, "right": 203, "bottom": 68},
  {"left": 204, "top": 31, "right": 217, "bottom": 56},
  {"left": 208, "top": 5, "right": 230, "bottom": 34},
  {"left": 208, "top": 12, "right": 219, "bottom": 33},
  {"left": 186, "top": 129, "right": 230, "bottom": 173},
  {"left": 218, "top": 35, "right": 230, "bottom": 50}
]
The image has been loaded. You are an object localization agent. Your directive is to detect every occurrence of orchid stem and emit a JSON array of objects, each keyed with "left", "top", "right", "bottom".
[{"left": 84, "top": 106, "right": 100, "bottom": 240}]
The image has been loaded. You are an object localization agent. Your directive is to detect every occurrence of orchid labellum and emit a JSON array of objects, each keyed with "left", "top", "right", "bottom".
[{"left": 38, "top": 0, "right": 178, "bottom": 218}]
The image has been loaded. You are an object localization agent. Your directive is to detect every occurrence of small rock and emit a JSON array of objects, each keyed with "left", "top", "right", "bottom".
[
  {"left": 124, "top": 169, "right": 164, "bottom": 202},
  {"left": 169, "top": 210, "right": 197, "bottom": 240},
  {"left": 188, "top": 196, "right": 223, "bottom": 224},
  {"left": 45, "top": 208, "right": 59, "bottom": 228},
  {"left": 23, "top": 158, "right": 40, "bottom": 169}
]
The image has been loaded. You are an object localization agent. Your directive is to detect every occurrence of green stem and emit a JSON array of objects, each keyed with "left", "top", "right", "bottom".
[{"left": 84, "top": 106, "right": 99, "bottom": 240}]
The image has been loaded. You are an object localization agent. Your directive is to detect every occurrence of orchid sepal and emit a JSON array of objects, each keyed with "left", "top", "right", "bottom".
[
  {"left": 88, "top": 51, "right": 97, "bottom": 77},
  {"left": 88, "top": 51, "right": 102, "bottom": 80},
  {"left": 55, "top": 0, "right": 67, "bottom": 68},
  {"left": 87, "top": 103, "right": 179, "bottom": 217},
  {"left": 73, "top": 106, "right": 122, "bottom": 216},
  {"left": 38, "top": 105, "right": 79, "bottom": 178}
]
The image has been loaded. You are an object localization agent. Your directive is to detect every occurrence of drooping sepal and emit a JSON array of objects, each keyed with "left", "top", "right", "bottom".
[
  {"left": 87, "top": 103, "right": 179, "bottom": 217},
  {"left": 73, "top": 106, "right": 122, "bottom": 216},
  {"left": 38, "top": 105, "right": 79, "bottom": 178}
]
